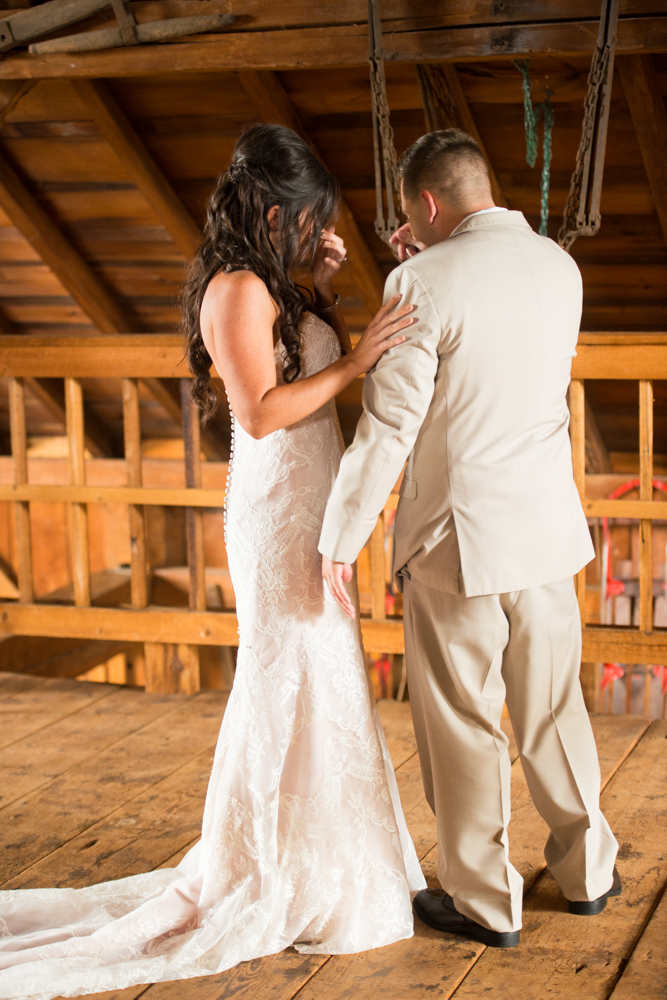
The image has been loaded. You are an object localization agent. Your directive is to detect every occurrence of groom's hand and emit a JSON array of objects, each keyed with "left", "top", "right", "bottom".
[
  {"left": 389, "top": 222, "right": 426, "bottom": 261},
  {"left": 322, "top": 555, "right": 356, "bottom": 619}
]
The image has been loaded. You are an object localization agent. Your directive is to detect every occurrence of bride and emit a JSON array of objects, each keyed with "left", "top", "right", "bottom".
[{"left": 0, "top": 124, "right": 425, "bottom": 999}]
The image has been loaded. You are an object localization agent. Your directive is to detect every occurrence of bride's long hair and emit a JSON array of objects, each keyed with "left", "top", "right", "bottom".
[{"left": 182, "top": 124, "right": 340, "bottom": 420}]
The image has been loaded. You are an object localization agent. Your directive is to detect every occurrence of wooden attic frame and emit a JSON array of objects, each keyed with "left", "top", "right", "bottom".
[{"left": 0, "top": 2, "right": 665, "bottom": 694}]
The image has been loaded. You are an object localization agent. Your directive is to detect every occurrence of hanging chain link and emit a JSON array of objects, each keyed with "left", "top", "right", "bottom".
[
  {"left": 558, "top": 0, "right": 620, "bottom": 251},
  {"left": 368, "top": 0, "right": 401, "bottom": 247}
]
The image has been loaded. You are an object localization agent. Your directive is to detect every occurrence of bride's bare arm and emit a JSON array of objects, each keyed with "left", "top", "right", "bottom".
[{"left": 201, "top": 270, "right": 414, "bottom": 440}]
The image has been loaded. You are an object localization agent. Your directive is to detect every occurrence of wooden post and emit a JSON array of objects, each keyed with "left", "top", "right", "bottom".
[
  {"left": 122, "top": 377, "right": 148, "bottom": 608},
  {"left": 569, "top": 379, "right": 587, "bottom": 626},
  {"left": 144, "top": 641, "right": 200, "bottom": 695},
  {"left": 175, "top": 377, "right": 205, "bottom": 694},
  {"left": 181, "top": 379, "right": 206, "bottom": 612},
  {"left": 65, "top": 377, "right": 90, "bottom": 607},
  {"left": 639, "top": 379, "right": 654, "bottom": 633},
  {"left": 8, "top": 377, "right": 33, "bottom": 602}
]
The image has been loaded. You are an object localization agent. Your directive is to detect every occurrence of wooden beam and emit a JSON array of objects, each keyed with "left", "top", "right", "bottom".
[
  {"left": 0, "top": 483, "right": 228, "bottom": 506},
  {"left": 1, "top": 602, "right": 667, "bottom": 664},
  {"left": 71, "top": 78, "right": 201, "bottom": 257},
  {"left": 618, "top": 55, "right": 667, "bottom": 247},
  {"left": 0, "top": 148, "right": 134, "bottom": 334},
  {"left": 2, "top": 333, "right": 666, "bottom": 380},
  {"left": 238, "top": 70, "right": 384, "bottom": 313},
  {"left": 0, "top": 16, "right": 664, "bottom": 79}
]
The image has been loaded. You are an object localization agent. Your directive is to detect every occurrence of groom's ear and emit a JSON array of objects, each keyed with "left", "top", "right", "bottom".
[{"left": 420, "top": 190, "right": 439, "bottom": 225}]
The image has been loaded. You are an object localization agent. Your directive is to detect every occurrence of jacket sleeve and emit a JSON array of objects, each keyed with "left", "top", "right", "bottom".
[{"left": 318, "top": 261, "right": 441, "bottom": 564}]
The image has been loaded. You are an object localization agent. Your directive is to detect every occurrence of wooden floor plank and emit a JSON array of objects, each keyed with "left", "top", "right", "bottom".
[
  {"left": 0, "top": 685, "right": 191, "bottom": 808},
  {"left": 3, "top": 745, "right": 217, "bottom": 890},
  {"left": 0, "top": 672, "right": 117, "bottom": 750},
  {"left": 609, "top": 886, "right": 667, "bottom": 999},
  {"left": 0, "top": 691, "right": 227, "bottom": 884},
  {"left": 293, "top": 716, "right": 653, "bottom": 999},
  {"left": 142, "top": 952, "right": 331, "bottom": 1000},
  {"left": 5, "top": 688, "right": 661, "bottom": 1000},
  {"left": 449, "top": 721, "right": 667, "bottom": 1000}
]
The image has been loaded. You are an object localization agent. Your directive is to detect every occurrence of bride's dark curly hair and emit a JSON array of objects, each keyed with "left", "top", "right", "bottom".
[{"left": 182, "top": 123, "right": 340, "bottom": 421}]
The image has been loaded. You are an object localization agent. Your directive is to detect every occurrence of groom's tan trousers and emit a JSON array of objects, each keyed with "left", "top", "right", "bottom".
[{"left": 402, "top": 574, "right": 618, "bottom": 934}]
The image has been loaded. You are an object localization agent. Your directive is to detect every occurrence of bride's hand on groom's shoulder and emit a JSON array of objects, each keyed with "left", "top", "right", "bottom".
[
  {"left": 389, "top": 222, "right": 426, "bottom": 261},
  {"left": 348, "top": 295, "right": 414, "bottom": 376}
]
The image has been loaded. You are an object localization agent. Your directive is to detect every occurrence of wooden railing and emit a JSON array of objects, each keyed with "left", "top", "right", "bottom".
[
  {"left": 0, "top": 335, "right": 402, "bottom": 694},
  {"left": 570, "top": 334, "right": 667, "bottom": 676},
  {"left": 1, "top": 333, "right": 665, "bottom": 695}
]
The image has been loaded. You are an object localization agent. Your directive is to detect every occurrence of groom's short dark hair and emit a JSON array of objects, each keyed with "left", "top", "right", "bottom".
[{"left": 398, "top": 129, "right": 492, "bottom": 208}]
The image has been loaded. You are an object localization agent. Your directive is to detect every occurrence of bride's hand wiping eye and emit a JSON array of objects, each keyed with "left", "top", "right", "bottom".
[
  {"left": 349, "top": 294, "right": 414, "bottom": 375},
  {"left": 312, "top": 226, "right": 347, "bottom": 292}
]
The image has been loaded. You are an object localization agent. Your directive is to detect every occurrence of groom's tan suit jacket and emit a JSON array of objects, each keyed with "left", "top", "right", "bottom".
[{"left": 319, "top": 210, "right": 594, "bottom": 596}]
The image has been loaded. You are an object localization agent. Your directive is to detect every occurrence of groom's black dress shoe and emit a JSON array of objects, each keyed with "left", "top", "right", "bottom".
[
  {"left": 567, "top": 867, "right": 622, "bottom": 915},
  {"left": 413, "top": 889, "right": 520, "bottom": 949}
]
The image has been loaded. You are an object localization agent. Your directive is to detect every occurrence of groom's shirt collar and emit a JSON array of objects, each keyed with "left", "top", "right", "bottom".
[{"left": 448, "top": 208, "right": 531, "bottom": 240}]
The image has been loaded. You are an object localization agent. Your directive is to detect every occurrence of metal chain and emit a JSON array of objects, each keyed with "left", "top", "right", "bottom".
[
  {"left": 368, "top": 0, "right": 401, "bottom": 246},
  {"left": 557, "top": 0, "right": 619, "bottom": 251},
  {"left": 558, "top": 47, "right": 609, "bottom": 250}
]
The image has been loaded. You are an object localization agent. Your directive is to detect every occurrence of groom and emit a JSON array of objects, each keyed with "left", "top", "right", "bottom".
[{"left": 319, "top": 129, "right": 619, "bottom": 948}]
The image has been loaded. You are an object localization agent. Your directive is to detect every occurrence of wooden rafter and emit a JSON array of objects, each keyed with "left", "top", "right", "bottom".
[
  {"left": 71, "top": 78, "right": 200, "bottom": 257},
  {"left": 0, "top": 16, "right": 665, "bottom": 80},
  {"left": 238, "top": 70, "right": 384, "bottom": 313},
  {"left": 0, "top": 148, "right": 134, "bottom": 333},
  {"left": 618, "top": 55, "right": 667, "bottom": 247}
]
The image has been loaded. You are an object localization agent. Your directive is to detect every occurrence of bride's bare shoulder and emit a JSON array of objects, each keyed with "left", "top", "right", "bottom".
[{"left": 204, "top": 270, "right": 278, "bottom": 318}]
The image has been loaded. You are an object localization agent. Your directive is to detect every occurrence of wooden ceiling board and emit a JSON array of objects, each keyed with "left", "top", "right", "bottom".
[
  {"left": 36, "top": 188, "right": 155, "bottom": 222},
  {"left": 0, "top": 227, "right": 41, "bottom": 262},
  {"left": 110, "top": 73, "right": 255, "bottom": 118},
  {"left": 1, "top": 138, "right": 130, "bottom": 184}
]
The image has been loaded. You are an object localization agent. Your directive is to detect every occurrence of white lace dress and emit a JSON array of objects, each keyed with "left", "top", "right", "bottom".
[{"left": 0, "top": 313, "right": 425, "bottom": 1000}]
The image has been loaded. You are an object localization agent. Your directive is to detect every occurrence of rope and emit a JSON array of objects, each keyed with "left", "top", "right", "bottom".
[
  {"left": 368, "top": 0, "right": 401, "bottom": 248},
  {"left": 514, "top": 60, "right": 554, "bottom": 237}
]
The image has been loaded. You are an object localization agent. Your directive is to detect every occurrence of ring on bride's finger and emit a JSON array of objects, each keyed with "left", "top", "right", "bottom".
[{"left": 340, "top": 255, "right": 348, "bottom": 262}]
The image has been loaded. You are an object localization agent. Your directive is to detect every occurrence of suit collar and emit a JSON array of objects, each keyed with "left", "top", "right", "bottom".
[{"left": 449, "top": 210, "right": 531, "bottom": 239}]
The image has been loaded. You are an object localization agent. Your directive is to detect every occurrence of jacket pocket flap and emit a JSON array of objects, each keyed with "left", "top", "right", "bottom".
[{"left": 399, "top": 477, "right": 417, "bottom": 500}]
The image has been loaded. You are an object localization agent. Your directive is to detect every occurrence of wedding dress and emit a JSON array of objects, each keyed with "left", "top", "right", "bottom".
[{"left": 0, "top": 312, "right": 425, "bottom": 1000}]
